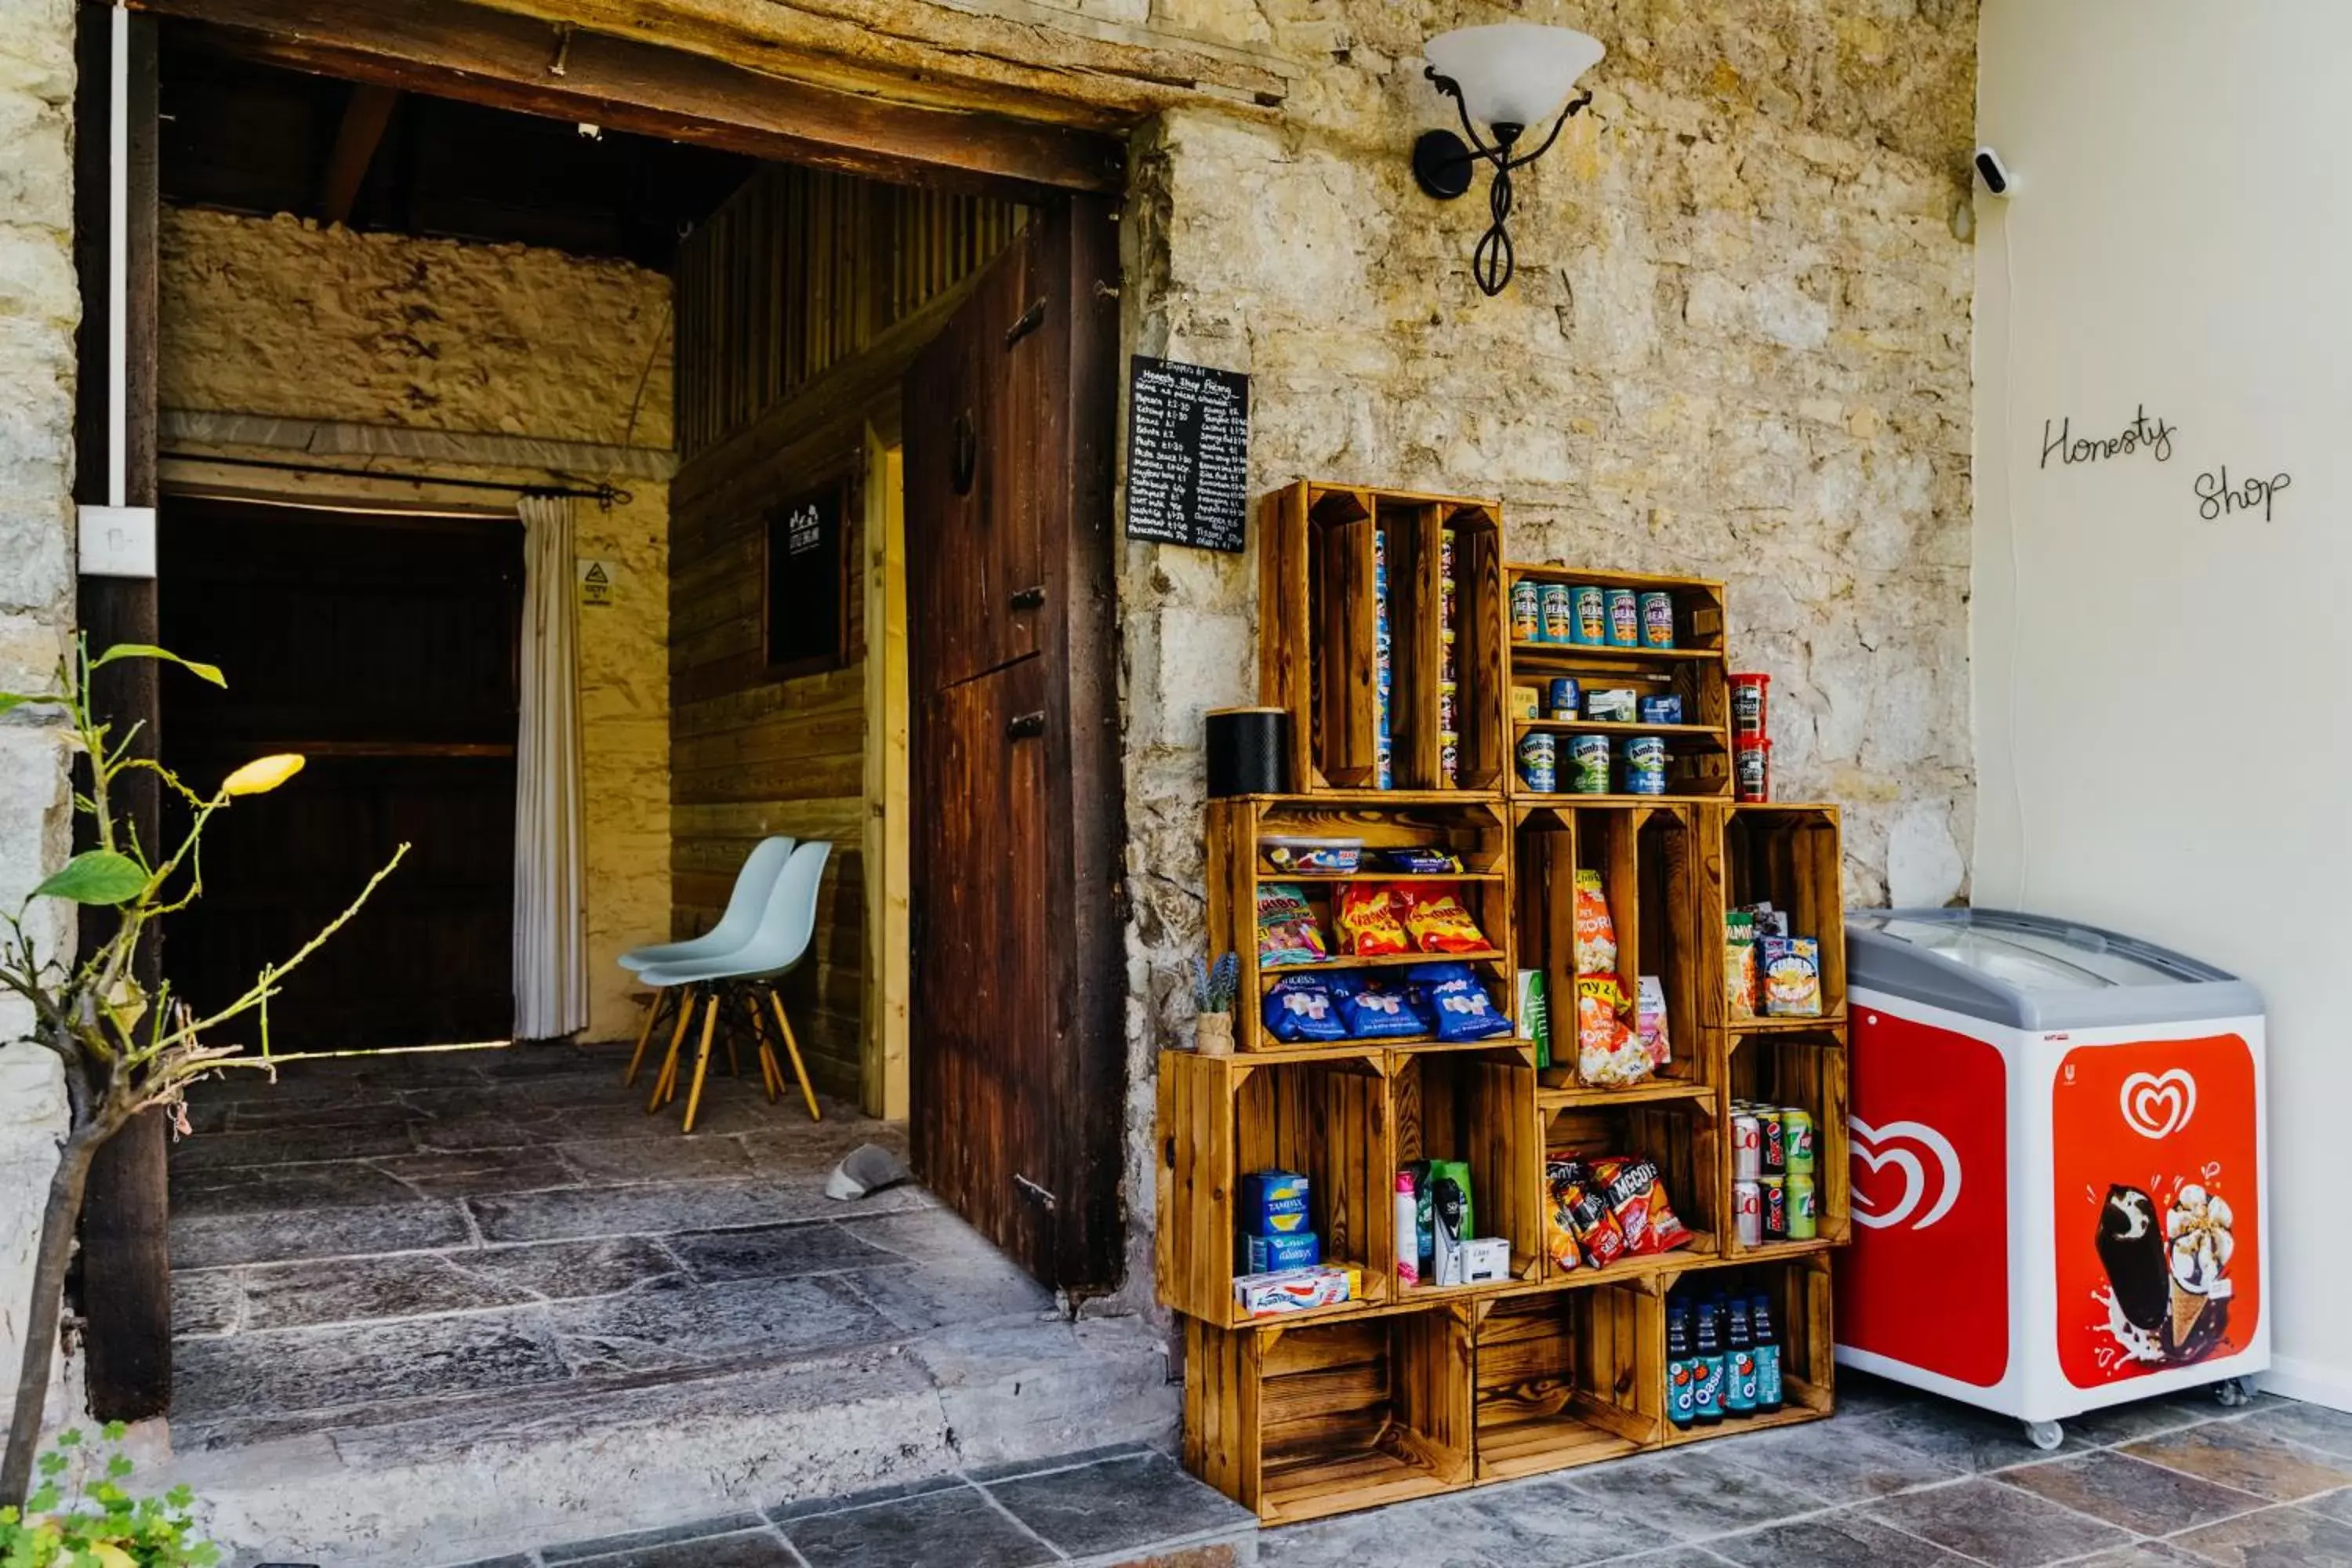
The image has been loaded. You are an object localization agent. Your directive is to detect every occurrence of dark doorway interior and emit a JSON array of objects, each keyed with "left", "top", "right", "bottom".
[{"left": 158, "top": 496, "right": 523, "bottom": 1048}]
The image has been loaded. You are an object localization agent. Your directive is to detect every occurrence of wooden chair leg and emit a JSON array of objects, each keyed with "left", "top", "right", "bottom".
[
  {"left": 738, "top": 989, "right": 782, "bottom": 1103},
  {"left": 724, "top": 996, "right": 742, "bottom": 1079},
  {"left": 623, "top": 988, "right": 670, "bottom": 1087},
  {"left": 647, "top": 983, "right": 695, "bottom": 1112},
  {"left": 766, "top": 987, "right": 822, "bottom": 1123},
  {"left": 682, "top": 993, "right": 722, "bottom": 1133}
]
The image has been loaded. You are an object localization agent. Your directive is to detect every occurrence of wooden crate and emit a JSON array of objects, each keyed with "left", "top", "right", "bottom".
[
  {"left": 1657, "top": 1252, "right": 1836, "bottom": 1445},
  {"left": 1471, "top": 1283, "right": 1661, "bottom": 1483},
  {"left": 1504, "top": 564, "right": 1730, "bottom": 801},
  {"left": 1537, "top": 1098, "right": 1722, "bottom": 1283},
  {"left": 1208, "top": 794, "right": 1516, "bottom": 1054},
  {"left": 1259, "top": 482, "right": 1508, "bottom": 796},
  {"left": 1157, "top": 1048, "right": 1393, "bottom": 1327},
  {"left": 1722, "top": 1029, "right": 1852, "bottom": 1259},
  {"left": 1515, "top": 802, "right": 1707, "bottom": 1098},
  {"left": 1185, "top": 1305, "right": 1477, "bottom": 1524},
  {"left": 1702, "top": 804, "right": 1849, "bottom": 1029},
  {"left": 1388, "top": 1046, "right": 1543, "bottom": 1298}
]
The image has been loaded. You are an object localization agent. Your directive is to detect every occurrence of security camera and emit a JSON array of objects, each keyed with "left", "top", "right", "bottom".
[{"left": 1973, "top": 145, "right": 2013, "bottom": 196}]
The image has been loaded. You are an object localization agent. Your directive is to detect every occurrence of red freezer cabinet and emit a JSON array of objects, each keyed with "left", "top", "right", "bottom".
[{"left": 1838, "top": 908, "right": 2267, "bottom": 1450}]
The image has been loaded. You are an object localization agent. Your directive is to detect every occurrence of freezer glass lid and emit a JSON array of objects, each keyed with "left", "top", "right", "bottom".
[{"left": 1860, "top": 916, "right": 2193, "bottom": 991}]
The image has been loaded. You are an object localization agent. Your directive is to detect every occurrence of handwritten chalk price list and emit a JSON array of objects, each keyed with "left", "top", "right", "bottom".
[{"left": 1124, "top": 355, "right": 1250, "bottom": 553}]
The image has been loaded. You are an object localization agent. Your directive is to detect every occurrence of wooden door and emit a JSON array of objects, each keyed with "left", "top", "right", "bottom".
[
  {"left": 904, "top": 198, "right": 1124, "bottom": 1294},
  {"left": 158, "top": 498, "right": 522, "bottom": 1049}
]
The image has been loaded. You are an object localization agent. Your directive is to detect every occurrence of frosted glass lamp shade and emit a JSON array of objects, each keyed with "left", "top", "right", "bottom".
[{"left": 1425, "top": 24, "right": 1605, "bottom": 130}]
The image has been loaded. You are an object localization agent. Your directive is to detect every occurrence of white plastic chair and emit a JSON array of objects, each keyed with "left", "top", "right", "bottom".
[
  {"left": 641, "top": 840, "right": 830, "bottom": 1131},
  {"left": 619, "top": 835, "right": 793, "bottom": 1087}
]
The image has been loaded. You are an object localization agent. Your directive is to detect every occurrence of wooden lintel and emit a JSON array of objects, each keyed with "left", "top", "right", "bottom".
[
  {"left": 318, "top": 82, "right": 400, "bottom": 225},
  {"left": 137, "top": 0, "right": 1128, "bottom": 198}
]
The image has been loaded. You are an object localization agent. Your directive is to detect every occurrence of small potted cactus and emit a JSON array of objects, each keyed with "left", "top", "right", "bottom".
[{"left": 1192, "top": 950, "right": 1240, "bottom": 1056}]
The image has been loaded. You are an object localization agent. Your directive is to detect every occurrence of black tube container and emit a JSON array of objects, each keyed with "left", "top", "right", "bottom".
[{"left": 1206, "top": 706, "right": 1289, "bottom": 797}]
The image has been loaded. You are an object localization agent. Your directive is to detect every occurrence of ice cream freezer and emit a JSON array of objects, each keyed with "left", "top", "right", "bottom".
[{"left": 1837, "top": 907, "right": 2267, "bottom": 1450}]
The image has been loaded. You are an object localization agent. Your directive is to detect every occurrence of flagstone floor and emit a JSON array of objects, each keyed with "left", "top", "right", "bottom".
[
  {"left": 459, "top": 1379, "right": 2352, "bottom": 1568},
  {"left": 164, "top": 1044, "right": 1174, "bottom": 1564}
]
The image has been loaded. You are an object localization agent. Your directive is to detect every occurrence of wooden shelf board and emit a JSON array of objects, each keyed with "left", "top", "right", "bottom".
[
  {"left": 1255, "top": 870, "right": 1508, "bottom": 883},
  {"left": 1513, "top": 719, "right": 1729, "bottom": 746},
  {"left": 1226, "top": 1036, "right": 1536, "bottom": 1063},
  {"left": 1232, "top": 789, "right": 1506, "bottom": 807},
  {"left": 1508, "top": 641, "right": 1724, "bottom": 664},
  {"left": 1546, "top": 1232, "right": 1716, "bottom": 1290},
  {"left": 1473, "top": 1415, "right": 1646, "bottom": 1483},
  {"left": 1537, "top": 1077, "right": 1716, "bottom": 1112},
  {"left": 1504, "top": 562, "right": 1726, "bottom": 595},
  {"left": 1261, "top": 949, "right": 1508, "bottom": 975},
  {"left": 1661, "top": 1400, "right": 1830, "bottom": 1447},
  {"left": 1728, "top": 1013, "right": 1847, "bottom": 1035},
  {"left": 1392, "top": 1260, "right": 1543, "bottom": 1305},
  {"left": 1258, "top": 1446, "right": 1457, "bottom": 1526},
  {"left": 1510, "top": 793, "right": 1731, "bottom": 812},
  {"left": 1722, "top": 1235, "right": 1847, "bottom": 1264}
]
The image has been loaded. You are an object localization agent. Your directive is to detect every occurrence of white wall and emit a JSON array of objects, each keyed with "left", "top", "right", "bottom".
[{"left": 1975, "top": 2, "right": 2350, "bottom": 1408}]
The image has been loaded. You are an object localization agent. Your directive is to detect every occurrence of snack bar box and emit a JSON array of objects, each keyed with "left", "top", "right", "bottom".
[{"left": 1838, "top": 908, "right": 2267, "bottom": 1447}]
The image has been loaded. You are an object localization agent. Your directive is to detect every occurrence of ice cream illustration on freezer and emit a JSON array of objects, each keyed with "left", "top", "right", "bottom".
[
  {"left": 2165, "top": 1184, "right": 2234, "bottom": 1353},
  {"left": 2090, "top": 1178, "right": 2236, "bottom": 1367},
  {"left": 2093, "top": 1184, "right": 2169, "bottom": 1335}
]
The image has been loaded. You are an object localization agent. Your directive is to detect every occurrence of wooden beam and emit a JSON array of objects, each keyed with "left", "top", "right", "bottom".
[
  {"left": 136, "top": 0, "right": 1127, "bottom": 198},
  {"left": 318, "top": 82, "right": 400, "bottom": 225},
  {"left": 71, "top": 5, "right": 172, "bottom": 1423}
]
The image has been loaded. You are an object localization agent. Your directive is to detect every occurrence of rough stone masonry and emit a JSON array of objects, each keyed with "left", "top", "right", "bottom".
[
  {"left": 1112, "top": 0, "right": 1979, "bottom": 1305},
  {"left": 0, "top": 0, "right": 82, "bottom": 1436}
]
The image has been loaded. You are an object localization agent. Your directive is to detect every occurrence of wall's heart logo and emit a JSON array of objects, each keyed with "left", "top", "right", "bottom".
[
  {"left": 2120, "top": 1069, "right": 2196, "bottom": 1140},
  {"left": 1849, "top": 1117, "right": 1963, "bottom": 1232}
]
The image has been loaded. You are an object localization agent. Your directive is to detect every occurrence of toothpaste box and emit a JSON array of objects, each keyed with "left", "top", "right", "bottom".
[
  {"left": 1239, "top": 1169, "right": 1311, "bottom": 1236},
  {"left": 1244, "top": 1230, "right": 1322, "bottom": 1274},
  {"left": 1233, "top": 1264, "right": 1359, "bottom": 1318}
]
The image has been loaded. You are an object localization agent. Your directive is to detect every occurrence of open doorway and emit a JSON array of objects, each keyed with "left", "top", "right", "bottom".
[{"left": 108, "top": 9, "right": 1142, "bottom": 1555}]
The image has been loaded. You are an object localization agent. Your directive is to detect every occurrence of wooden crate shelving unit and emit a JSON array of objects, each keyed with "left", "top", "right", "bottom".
[
  {"left": 1171, "top": 521, "right": 1848, "bottom": 1525},
  {"left": 1503, "top": 563, "right": 1732, "bottom": 802},
  {"left": 1259, "top": 482, "right": 1510, "bottom": 796}
]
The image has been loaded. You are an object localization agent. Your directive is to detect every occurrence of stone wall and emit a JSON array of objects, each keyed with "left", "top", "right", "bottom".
[
  {"left": 157, "top": 207, "right": 674, "bottom": 1042},
  {"left": 1111, "top": 0, "right": 1979, "bottom": 1302},
  {"left": 0, "top": 0, "right": 80, "bottom": 1436}
]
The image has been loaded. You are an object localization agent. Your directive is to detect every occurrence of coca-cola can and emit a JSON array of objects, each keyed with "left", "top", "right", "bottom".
[
  {"left": 1733, "top": 1179, "right": 1762, "bottom": 1247},
  {"left": 1731, "top": 1113, "right": 1762, "bottom": 1181},
  {"left": 1759, "top": 1175, "right": 1788, "bottom": 1240}
]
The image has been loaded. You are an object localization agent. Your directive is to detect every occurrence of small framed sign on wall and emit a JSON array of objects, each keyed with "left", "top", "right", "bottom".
[{"left": 764, "top": 477, "right": 850, "bottom": 677}]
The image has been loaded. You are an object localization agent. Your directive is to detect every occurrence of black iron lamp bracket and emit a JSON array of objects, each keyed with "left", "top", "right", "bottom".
[{"left": 1414, "top": 67, "right": 1593, "bottom": 296}]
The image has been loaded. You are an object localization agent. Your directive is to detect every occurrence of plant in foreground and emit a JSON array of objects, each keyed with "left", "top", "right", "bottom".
[
  {"left": 0, "top": 639, "right": 405, "bottom": 1506},
  {"left": 0, "top": 1423, "right": 219, "bottom": 1566}
]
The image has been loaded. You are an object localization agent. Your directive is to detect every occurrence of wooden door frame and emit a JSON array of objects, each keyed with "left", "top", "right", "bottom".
[{"left": 89, "top": 0, "right": 1137, "bottom": 1364}]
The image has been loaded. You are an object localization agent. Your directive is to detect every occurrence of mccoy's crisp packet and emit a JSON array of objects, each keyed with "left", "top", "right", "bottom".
[{"left": 1234, "top": 1264, "right": 1361, "bottom": 1317}]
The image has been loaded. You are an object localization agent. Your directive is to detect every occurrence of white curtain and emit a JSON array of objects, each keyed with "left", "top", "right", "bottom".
[{"left": 514, "top": 495, "right": 589, "bottom": 1040}]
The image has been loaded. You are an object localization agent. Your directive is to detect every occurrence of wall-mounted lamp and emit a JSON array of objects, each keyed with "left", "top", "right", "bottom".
[{"left": 1414, "top": 24, "right": 1606, "bottom": 296}]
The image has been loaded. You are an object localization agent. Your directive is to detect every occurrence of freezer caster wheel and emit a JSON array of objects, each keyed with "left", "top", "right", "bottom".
[
  {"left": 2216, "top": 1377, "right": 2256, "bottom": 1408},
  {"left": 2025, "top": 1420, "right": 2065, "bottom": 1452}
]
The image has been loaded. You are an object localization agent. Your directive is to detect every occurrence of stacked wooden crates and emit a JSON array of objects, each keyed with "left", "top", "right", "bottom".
[{"left": 1159, "top": 481, "right": 1851, "bottom": 1525}]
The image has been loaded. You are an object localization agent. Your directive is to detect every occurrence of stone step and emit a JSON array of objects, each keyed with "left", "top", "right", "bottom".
[{"left": 172, "top": 1312, "right": 1176, "bottom": 1568}]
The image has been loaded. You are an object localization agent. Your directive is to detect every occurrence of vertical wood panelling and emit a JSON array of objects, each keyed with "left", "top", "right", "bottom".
[
  {"left": 669, "top": 163, "right": 1022, "bottom": 1104},
  {"left": 673, "top": 165, "right": 1019, "bottom": 461}
]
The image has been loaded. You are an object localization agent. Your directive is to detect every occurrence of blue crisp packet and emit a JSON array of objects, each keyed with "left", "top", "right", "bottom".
[
  {"left": 1261, "top": 974, "right": 1347, "bottom": 1043},
  {"left": 1419, "top": 975, "right": 1514, "bottom": 1042},
  {"left": 1326, "top": 974, "right": 1425, "bottom": 1040}
]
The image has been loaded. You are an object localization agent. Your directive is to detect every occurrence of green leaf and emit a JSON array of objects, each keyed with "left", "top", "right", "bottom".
[
  {"left": 31, "top": 851, "right": 147, "bottom": 906},
  {"left": 89, "top": 644, "right": 224, "bottom": 688},
  {"left": 99, "top": 1421, "right": 125, "bottom": 1443},
  {"left": 104, "top": 1456, "right": 132, "bottom": 1479},
  {"left": 0, "top": 691, "right": 60, "bottom": 716}
]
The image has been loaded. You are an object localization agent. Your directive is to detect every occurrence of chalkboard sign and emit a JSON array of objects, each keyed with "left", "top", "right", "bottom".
[
  {"left": 1125, "top": 355, "right": 1250, "bottom": 553},
  {"left": 764, "top": 478, "right": 848, "bottom": 676}
]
